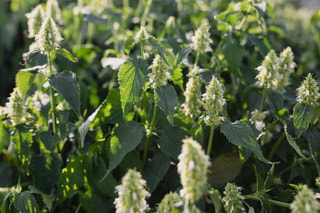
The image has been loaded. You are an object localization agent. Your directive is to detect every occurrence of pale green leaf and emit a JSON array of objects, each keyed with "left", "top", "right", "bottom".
[
  {"left": 16, "top": 70, "right": 35, "bottom": 97},
  {"left": 294, "top": 103, "right": 313, "bottom": 133}
]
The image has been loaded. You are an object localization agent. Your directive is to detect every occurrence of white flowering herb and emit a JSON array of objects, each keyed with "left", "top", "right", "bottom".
[
  {"left": 203, "top": 75, "right": 226, "bottom": 128},
  {"left": 36, "top": 16, "right": 63, "bottom": 54},
  {"left": 177, "top": 137, "right": 210, "bottom": 203},
  {"left": 135, "top": 26, "right": 150, "bottom": 46},
  {"left": 46, "top": 0, "right": 62, "bottom": 23},
  {"left": 155, "top": 192, "right": 182, "bottom": 213},
  {"left": 290, "top": 185, "right": 320, "bottom": 213},
  {"left": 25, "top": 5, "right": 45, "bottom": 38},
  {"left": 277, "top": 47, "right": 296, "bottom": 92},
  {"left": 191, "top": 18, "right": 213, "bottom": 54},
  {"left": 296, "top": 73, "right": 320, "bottom": 106},
  {"left": 222, "top": 183, "right": 246, "bottom": 213},
  {"left": 114, "top": 169, "right": 150, "bottom": 213},
  {"left": 148, "top": 55, "right": 171, "bottom": 89},
  {"left": 256, "top": 49, "right": 279, "bottom": 89},
  {"left": 182, "top": 67, "right": 203, "bottom": 120}
]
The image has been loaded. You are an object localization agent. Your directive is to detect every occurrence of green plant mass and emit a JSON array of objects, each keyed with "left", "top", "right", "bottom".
[{"left": 2, "top": 0, "right": 320, "bottom": 212}]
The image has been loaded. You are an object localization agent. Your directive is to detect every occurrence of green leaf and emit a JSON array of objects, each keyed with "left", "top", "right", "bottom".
[
  {"left": 175, "top": 47, "right": 192, "bottom": 66},
  {"left": 208, "top": 188, "right": 222, "bottom": 213},
  {"left": 56, "top": 48, "right": 78, "bottom": 63},
  {"left": 284, "top": 122, "right": 306, "bottom": 158},
  {"left": 91, "top": 89, "right": 123, "bottom": 128},
  {"left": 264, "top": 164, "right": 274, "bottom": 189},
  {"left": 294, "top": 103, "right": 313, "bottom": 133},
  {"left": 19, "top": 65, "right": 47, "bottom": 74},
  {"left": 29, "top": 151, "right": 62, "bottom": 194},
  {"left": 49, "top": 71, "right": 81, "bottom": 117},
  {"left": 158, "top": 126, "right": 186, "bottom": 159},
  {"left": 147, "top": 36, "right": 169, "bottom": 65},
  {"left": 220, "top": 121, "right": 271, "bottom": 164},
  {"left": 124, "top": 36, "right": 135, "bottom": 55},
  {"left": 254, "top": 166, "right": 264, "bottom": 193},
  {"left": 39, "top": 131, "right": 60, "bottom": 150},
  {"left": 12, "top": 126, "right": 33, "bottom": 165},
  {"left": 267, "top": 90, "right": 284, "bottom": 113},
  {"left": 154, "top": 85, "right": 178, "bottom": 125},
  {"left": 100, "top": 121, "right": 144, "bottom": 182},
  {"left": 221, "top": 35, "right": 244, "bottom": 74},
  {"left": 57, "top": 155, "right": 86, "bottom": 202},
  {"left": 83, "top": 13, "right": 111, "bottom": 27},
  {"left": 143, "top": 153, "right": 170, "bottom": 193},
  {"left": 80, "top": 193, "right": 112, "bottom": 213},
  {"left": 0, "top": 121, "right": 9, "bottom": 152},
  {"left": 16, "top": 70, "right": 35, "bottom": 97},
  {"left": 305, "top": 128, "right": 320, "bottom": 167},
  {"left": 1, "top": 191, "right": 12, "bottom": 213},
  {"left": 13, "top": 191, "right": 39, "bottom": 213},
  {"left": 171, "top": 66, "right": 184, "bottom": 91},
  {"left": 118, "top": 58, "right": 148, "bottom": 121}
]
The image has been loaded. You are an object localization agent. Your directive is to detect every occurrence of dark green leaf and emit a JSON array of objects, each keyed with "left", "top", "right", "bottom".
[
  {"left": 13, "top": 191, "right": 39, "bottom": 213},
  {"left": 154, "top": 85, "right": 178, "bottom": 125},
  {"left": 221, "top": 35, "right": 244, "bottom": 74},
  {"left": 29, "top": 151, "right": 62, "bottom": 194},
  {"left": 284, "top": 122, "right": 306, "bottom": 158},
  {"left": 19, "top": 65, "right": 47, "bottom": 74},
  {"left": 158, "top": 126, "right": 186, "bottom": 159},
  {"left": 100, "top": 121, "right": 144, "bottom": 182},
  {"left": 16, "top": 70, "right": 35, "bottom": 97},
  {"left": 80, "top": 193, "right": 112, "bottom": 213},
  {"left": 264, "top": 164, "right": 274, "bottom": 189},
  {"left": 83, "top": 13, "right": 111, "bottom": 27},
  {"left": 39, "top": 131, "right": 60, "bottom": 150},
  {"left": 220, "top": 121, "right": 271, "bottom": 164},
  {"left": 118, "top": 58, "right": 148, "bottom": 121},
  {"left": 12, "top": 126, "right": 33, "bottom": 164},
  {"left": 255, "top": 166, "right": 264, "bottom": 193},
  {"left": 208, "top": 188, "right": 222, "bottom": 213},
  {"left": 148, "top": 36, "right": 169, "bottom": 65},
  {"left": 1, "top": 191, "right": 12, "bottom": 213},
  {"left": 294, "top": 103, "right": 313, "bottom": 133},
  {"left": 49, "top": 71, "right": 81, "bottom": 117},
  {"left": 0, "top": 121, "right": 9, "bottom": 152},
  {"left": 56, "top": 48, "right": 78, "bottom": 63},
  {"left": 57, "top": 155, "right": 86, "bottom": 202},
  {"left": 143, "top": 153, "right": 170, "bottom": 193},
  {"left": 119, "top": 150, "right": 143, "bottom": 175},
  {"left": 305, "top": 128, "right": 320, "bottom": 167},
  {"left": 267, "top": 90, "right": 284, "bottom": 113},
  {"left": 175, "top": 47, "right": 192, "bottom": 66}
]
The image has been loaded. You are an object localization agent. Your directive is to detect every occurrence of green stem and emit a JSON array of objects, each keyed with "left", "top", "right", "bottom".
[
  {"left": 308, "top": 141, "right": 320, "bottom": 176},
  {"left": 140, "top": 0, "right": 153, "bottom": 27},
  {"left": 194, "top": 51, "right": 200, "bottom": 68},
  {"left": 259, "top": 88, "right": 267, "bottom": 113},
  {"left": 143, "top": 104, "right": 158, "bottom": 167},
  {"left": 244, "top": 194, "right": 291, "bottom": 208},
  {"left": 48, "top": 52, "right": 57, "bottom": 135},
  {"left": 206, "top": 126, "right": 215, "bottom": 156},
  {"left": 268, "top": 132, "right": 285, "bottom": 161}
]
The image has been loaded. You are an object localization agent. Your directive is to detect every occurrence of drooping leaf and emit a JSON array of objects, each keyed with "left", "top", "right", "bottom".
[
  {"left": 158, "top": 126, "right": 186, "bottom": 159},
  {"left": 175, "top": 47, "right": 192, "bottom": 66},
  {"left": 143, "top": 153, "right": 170, "bottom": 193},
  {"left": 13, "top": 191, "right": 39, "bottom": 213},
  {"left": 284, "top": 122, "right": 306, "bottom": 158},
  {"left": 19, "top": 64, "right": 47, "bottom": 74},
  {"left": 148, "top": 36, "right": 169, "bottom": 65},
  {"left": 154, "top": 85, "right": 178, "bottom": 125},
  {"left": 264, "top": 164, "right": 275, "bottom": 189},
  {"left": 293, "top": 103, "right": 313, "bottom": 133},
  {"left": 118, "top": 58, "right": 148, "bottom": 121},
  {"left": 208, "top": 152, "right": 243, "bottom": 185},
  {"left": 49, "top": 71, "right": 81, "bottom": 117},
  {"left": 220, "top": 121, "right": 271, "bottom": 164},
  {"left": 29, "top": 151, "right": 62, "bottom": 194},
  {"left": 100, "top": 121, "right": 144, "bottom": 182},
  {"left": 56, "top": 48, "right": 78, "bottom": 63},
  {"left": 16, "top": 70, "right": 35, "bottom": 97},
  {"left": 0, "top": 121, "right": 9, "bottom": 152},
  {"left": 56, "top": 155, "right": 86, "bottom": 202}
]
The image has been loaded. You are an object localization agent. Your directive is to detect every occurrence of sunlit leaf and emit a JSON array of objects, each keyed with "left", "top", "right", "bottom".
[
  {"left": 16, "top": 70, "right": 35, "bottom": 97},
  {"left": 56, "top": 48, "right": 78, "bottom": 63},
  {"left": 293, "top": 103, "right": 313, "bottom": 133},
  {"left": 13, "top": 191, "right": 39, "bottom": 213}
]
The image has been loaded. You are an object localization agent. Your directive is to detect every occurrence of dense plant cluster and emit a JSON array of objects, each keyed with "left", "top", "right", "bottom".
[{"left": 2, "top": 0, "right": 320, "bottom": 212}]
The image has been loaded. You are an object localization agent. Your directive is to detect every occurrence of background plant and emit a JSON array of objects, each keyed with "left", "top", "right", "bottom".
[{"left": 2, "top": 0, "right": 320, "bottom": 212}]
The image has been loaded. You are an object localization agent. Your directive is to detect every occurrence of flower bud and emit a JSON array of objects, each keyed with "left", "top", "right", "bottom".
[
  {"left": 290, "top": 185, "right": 320, "bottom": 213},
  {"left": 203, "top": 75, "right": 226, "bottom": 127},
  {"left": 46, "top": 0, "right": 62, "bottom": 23},
  {"left": 114, "top": 169, "right": 150, "bottom": 213},
  {"left": 135, "top": 26, "right": 149, "bottom": 46},
  {"left": 191, "top": 19, "right": 213, "bottom": 53},
  {"left": 36, "top": 16, "right": 63, "bottom": 53},
  {"left": 296, "top": 73, "right": 319, "bottom": 106},
  {"left": 182, "top": 67, "right": 203, "bottom": 119},
  {"left": 25, "top": 5, "right": 45, "bottom": 38},
  {"left": 256, "top": 49, "right": 279, "bottom": 89},
  {"left": 222, "top": 183, "right": 246, "bottom": 213},
  {"left": 177, "top": 137, "right": 210, "bottom": 203},
  {"left": 156, "top": 192, "right": 181, "bottom": 213},
  {"left": 148, "top": 55, "right": 170, "bottom": 89},
  {"left": 276, "top": 47, "right": 296, "bottom": 92}
]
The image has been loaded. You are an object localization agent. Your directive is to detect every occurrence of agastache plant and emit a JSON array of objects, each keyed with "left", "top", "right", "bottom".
[
  {"left": 277, "top": 47, "right": 296, "bottom": 92},
  {"left": 177, "top": 137, "right": 210, "bottom": 211},
  {"left": 290, "top": 185, "right": 320, "bottom": 213},
  {"left": 296, "top": 73, "right": 320, "bottom": 106},
  {"left": 25, "top": 5, "right": 45, "bottom": 38},
  {"left": 46, "top": 0, "right": 62, "bottom": 23},
  {"left": 114, "top": 169, "right": 150, "bottom": 213},
  {"left": 155, "top": 192, "right": 182, "bottom": 213},
  {"left": 222, "top": 183, "right": 246, "bottom": 213},
  {"left": 148, "top": 55, "right": 170, "bottom": 89}
]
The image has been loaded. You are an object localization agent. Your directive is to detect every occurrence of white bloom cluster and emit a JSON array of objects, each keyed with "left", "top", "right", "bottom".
[
  {"left": 46, "top": 0, "right": 62, "bottom": 23},
  {"left": 148, "top": 55, "right": 171, "bottom": 89},
  {"left": 296, "top": 73, "right": 320, "bottom": 106},
  {"left": 191, "top": 19, "right": 213, "bottom": 53},
  {"left": 222, "top": 183, "right": 246, "bottom": 213},
  {"left": 203, "top": 75, "right": 226, "bottom": 127},
  {"left": 177, "top": 137, "right": 210, "bottom": 203},
  {"left": 290, "top": 185, "right": 320, "bottom": 213},
  {"left": 256, "top": 49, "right": 279, "bottom": 89},
  {"left": 135, "top": 26, "right": 150, "bottom": 45},
  {"left": 35, "top": 16, "right": 63, "bottom": 53},
  {"left": 25, "top": 5, "right": 45, "bottom": 38},
  {"left": 114, "top": 169, "right": 150, "bottom": 213},
  {"left": 155, "top": 192, "right": 182, "bottom": 213},
  {"left": 182, "top": 67, "right": 203, "bottom": 120}
]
